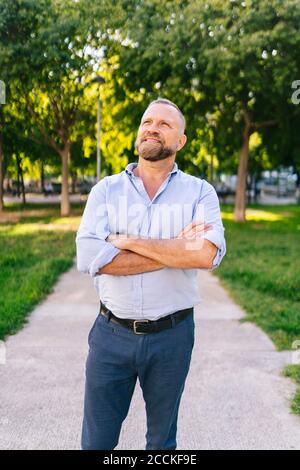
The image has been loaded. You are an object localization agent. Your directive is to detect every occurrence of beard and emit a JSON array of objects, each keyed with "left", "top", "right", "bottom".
[{"left": 135, "top": 138, "right": 177, "bottom": 162}]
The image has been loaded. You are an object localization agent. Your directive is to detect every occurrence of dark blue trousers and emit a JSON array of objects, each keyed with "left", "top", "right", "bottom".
[{"left": 81, "top": 310, "right": 195, "bottom": 450}]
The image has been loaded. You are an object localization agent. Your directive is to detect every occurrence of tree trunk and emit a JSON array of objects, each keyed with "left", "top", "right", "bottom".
[
  {"left": 60, "top": 144, "right": 70, "bottom": 216},
  {"left": 234, "top": 119, "right": 252, "bottom": 222},
  {"left": 16, "top": 154, "right": 26, "bottom": 205},
  {"left": 0, "top": 132, "right": 4, "bottom": 212},
  {"left": 6, "top": 178, "right": 11, "bottom": 192}
]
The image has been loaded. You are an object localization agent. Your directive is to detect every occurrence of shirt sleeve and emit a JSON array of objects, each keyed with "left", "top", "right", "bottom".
[
  {"left": 193, "top": 180, "right": 227, "bottom": 271},
  {"left": 75, "top": 177, "right": 121, "bottom": 277}
]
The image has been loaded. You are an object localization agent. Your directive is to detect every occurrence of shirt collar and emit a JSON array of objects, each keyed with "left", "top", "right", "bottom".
[{"left": 125, "top": 161, "right": 178, "bottom": 177}]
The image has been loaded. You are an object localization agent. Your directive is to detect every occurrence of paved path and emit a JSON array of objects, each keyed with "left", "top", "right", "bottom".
[{"left": 0, "top": 265, "right": 299, "bottom": 450}]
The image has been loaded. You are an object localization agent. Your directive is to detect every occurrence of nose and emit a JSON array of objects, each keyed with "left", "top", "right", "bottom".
[{"left": 147, "top": 122, "right": 160, "bottom": 133}]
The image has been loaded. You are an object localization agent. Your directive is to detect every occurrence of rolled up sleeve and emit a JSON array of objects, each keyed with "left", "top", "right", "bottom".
[
  {"left": 75, "top": 178, "right": 120, "bottom": 277},
  {"left": 194, "top": 180, "right": 226, "bottom": 271}
]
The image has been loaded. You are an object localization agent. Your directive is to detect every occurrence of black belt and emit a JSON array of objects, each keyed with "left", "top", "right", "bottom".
[{"left": 99, "top": 301, "right": 193, "bottom": 335}]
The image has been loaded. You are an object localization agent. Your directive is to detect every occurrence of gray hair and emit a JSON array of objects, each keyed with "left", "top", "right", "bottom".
[{"left": 145, "top": 97, "right": 186, "bottom": 133}]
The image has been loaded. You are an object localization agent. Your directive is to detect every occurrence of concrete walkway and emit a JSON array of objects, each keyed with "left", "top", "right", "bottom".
[{"left": 0, "top": 265, "right": 299, "bottom": 450}]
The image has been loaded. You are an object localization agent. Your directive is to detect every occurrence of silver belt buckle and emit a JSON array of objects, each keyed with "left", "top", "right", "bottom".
[{"left": 133, "top": 319, "right": 149, "bottom": 335}]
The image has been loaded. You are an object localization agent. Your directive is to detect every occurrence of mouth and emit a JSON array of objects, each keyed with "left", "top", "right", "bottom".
[{"left": 143, "top": 138, "right": 161, "bottom": 143}]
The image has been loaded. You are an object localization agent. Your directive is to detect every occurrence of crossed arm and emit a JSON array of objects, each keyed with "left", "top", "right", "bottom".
[
  {"left": 98, "top": 222, "right": 218, "bottom": 276},
  {"left": 98, "top": 249, "right": 164, "bottom": 275}
]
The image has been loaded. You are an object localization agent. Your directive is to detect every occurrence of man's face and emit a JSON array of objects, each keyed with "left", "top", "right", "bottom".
[{"left": 135, "top": 104, "right": 187, "bottom": 162}]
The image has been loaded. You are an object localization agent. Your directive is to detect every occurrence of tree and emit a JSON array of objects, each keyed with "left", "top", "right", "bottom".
[
  {"left": 192, "top": 0, "right": 300, "bottom": 220},
  {"left": 0, "top": 0, "right": 126, "bottom": 215},
  {"left": 112, "top": 0, "right": 300, "bottom": 221},
  {"left": 0, "top": 0, "right": 50, "bottom": 210}
]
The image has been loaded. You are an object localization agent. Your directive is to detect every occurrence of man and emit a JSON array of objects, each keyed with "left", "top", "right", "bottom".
[{"left": 76, "top": 98, "right": 226, "bottom": 450}]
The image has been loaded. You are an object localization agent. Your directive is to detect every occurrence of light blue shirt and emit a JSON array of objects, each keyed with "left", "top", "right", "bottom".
[{"left": 76, "top": 162, "right": 226, "bottom": 320}]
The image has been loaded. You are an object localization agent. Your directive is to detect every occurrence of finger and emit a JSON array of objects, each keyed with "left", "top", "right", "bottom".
[
  {"left": 182, "top": 221, "right": 200, "bottom": 232},
  {"left": 180, "top": 221, "right": 204, "bottom": 235},
  {"left": 183, "top": 222, "right": 210, "bottom": 236},
  {"left": 185, "top": 224, "right": 212, "bottom": 238},
  {"left": 193, "top": 223, "right": 212, "bottom": 232},
  {"left": 190, "top": 226, "right": 212, "bottom": 237},
  {"left": 177, "top": 221, "right": 211, "bottom": 238}
]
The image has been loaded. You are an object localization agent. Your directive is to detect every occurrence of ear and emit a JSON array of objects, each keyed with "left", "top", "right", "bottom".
[{"left": 177, "top": 134, "right": 187, "bottom": 151}]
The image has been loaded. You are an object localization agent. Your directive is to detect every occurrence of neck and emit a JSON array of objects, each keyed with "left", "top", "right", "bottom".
[{"left": 134, "top": 157, "right": 176, "bottom": 180}]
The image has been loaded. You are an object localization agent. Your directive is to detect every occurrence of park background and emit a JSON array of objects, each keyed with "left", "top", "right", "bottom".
[{"left": 0, "top": 0, "right": 300, "bottom": 448}]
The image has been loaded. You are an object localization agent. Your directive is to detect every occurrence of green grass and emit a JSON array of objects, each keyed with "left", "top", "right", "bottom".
[
  {"left": 216, "top": 203, "right": 300, "bottom": 414},
  {"left": 283, "top": 365, "right": 300, "bottom": 414},
  {"left": 218, "top": 204, "right": 300, "bottom": 351},
  {"left": 0, "top": 204, "right": 83, "bottom": 340},
  {"left": 3, "top": 201, "right": 86, "bottom": 212}
]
